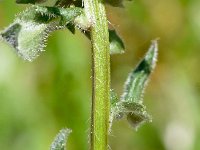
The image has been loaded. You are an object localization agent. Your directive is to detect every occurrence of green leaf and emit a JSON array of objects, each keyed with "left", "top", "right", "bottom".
[
  {"left": 110, "top": 40, "right": 158, "bottom": 130},
  {"left": 0, "top": 6, "right": 82, "bottom": 61},
  {"left": 109, "top": 30, "right": 125, "bottom": 54},
  {"left": 50, "top": 128, "right": 72, "bottom": 150},
  {"left": 121, "top": 40, "right": 158, "bottom": 129},
  {"left": 121, "top": 40, "right": 158, "bottom": 103}
]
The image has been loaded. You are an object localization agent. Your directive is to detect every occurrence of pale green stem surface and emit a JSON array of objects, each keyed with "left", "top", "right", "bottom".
[{"left": 84, "top": 0, "right": 110, "bottom": 150}]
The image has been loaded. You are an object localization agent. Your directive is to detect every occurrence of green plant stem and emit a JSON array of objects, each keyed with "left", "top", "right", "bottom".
[{"left": 84, "top": 0, "right": 110, "bottom": 150}]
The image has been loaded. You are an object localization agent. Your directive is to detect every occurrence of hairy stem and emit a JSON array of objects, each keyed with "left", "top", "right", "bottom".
[{"left": 84, "top": 0, "right": 110, "bottom": 150}]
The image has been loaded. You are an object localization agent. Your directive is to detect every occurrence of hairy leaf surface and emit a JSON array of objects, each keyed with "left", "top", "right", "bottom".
[
  {"left": 0, "top": 6, "right": 82, "bottom": 61},
  {"left": 110, "top": 40, "right": 158, "bottom": 130},
  {"left": 50, "top": 128, "right": 72, "bottom": 150},
  {"left": 121, "top": 40, "right": 158, "bottom": 103}
]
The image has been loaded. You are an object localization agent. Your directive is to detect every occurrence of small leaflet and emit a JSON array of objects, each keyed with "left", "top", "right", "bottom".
[
  {"left": 50, "top": 128, "right": 72, "bottom": 150},
  {"left": 121, "top": 40, "right": 158, "bottom": 103}
]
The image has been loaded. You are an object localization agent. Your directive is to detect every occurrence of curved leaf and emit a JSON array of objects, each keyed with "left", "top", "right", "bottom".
[
  {"left": 110, "top": 40, "right": 158, "bottom": 130},
  {"left": 121, "top": 40, "right": 158, "bottom": 103}
]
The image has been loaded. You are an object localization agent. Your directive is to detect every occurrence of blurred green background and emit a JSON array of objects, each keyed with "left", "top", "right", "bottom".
[{"left": 0, "top": 0, "right": 200, "bottom": 150}]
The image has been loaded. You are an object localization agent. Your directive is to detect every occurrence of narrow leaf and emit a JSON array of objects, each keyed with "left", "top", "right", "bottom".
[
  {"left": 121, "top": 40, "right": 158, "bottom": 103},
  {"left": 110, "top": 40, "right": 158, "bottom": 130},
  {"left": 120, "top": 40, "right": 158, "bottom": 129},
  {"left": 0, "top": 6, "right": 82, "bottom": 61},
  {"left": 50, "top": 128, "right": 72, "bottom": 150}
]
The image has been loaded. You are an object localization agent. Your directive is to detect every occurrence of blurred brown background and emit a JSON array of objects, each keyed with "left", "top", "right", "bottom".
[{"left": 0, "top": 0, "right": 200, "bottom": 150}]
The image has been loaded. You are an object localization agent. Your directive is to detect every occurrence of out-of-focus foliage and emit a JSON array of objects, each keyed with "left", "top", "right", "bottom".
[{"left": 0, "top": 0, "right": 200, "bottom": 150}]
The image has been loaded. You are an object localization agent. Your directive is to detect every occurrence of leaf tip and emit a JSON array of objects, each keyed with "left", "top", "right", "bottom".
[
  {"left": 146, "top": 39, "right": 159, "bottom": 71},
  {"left": 50, "top": 128, "right": 72, "bottom": 150}
]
